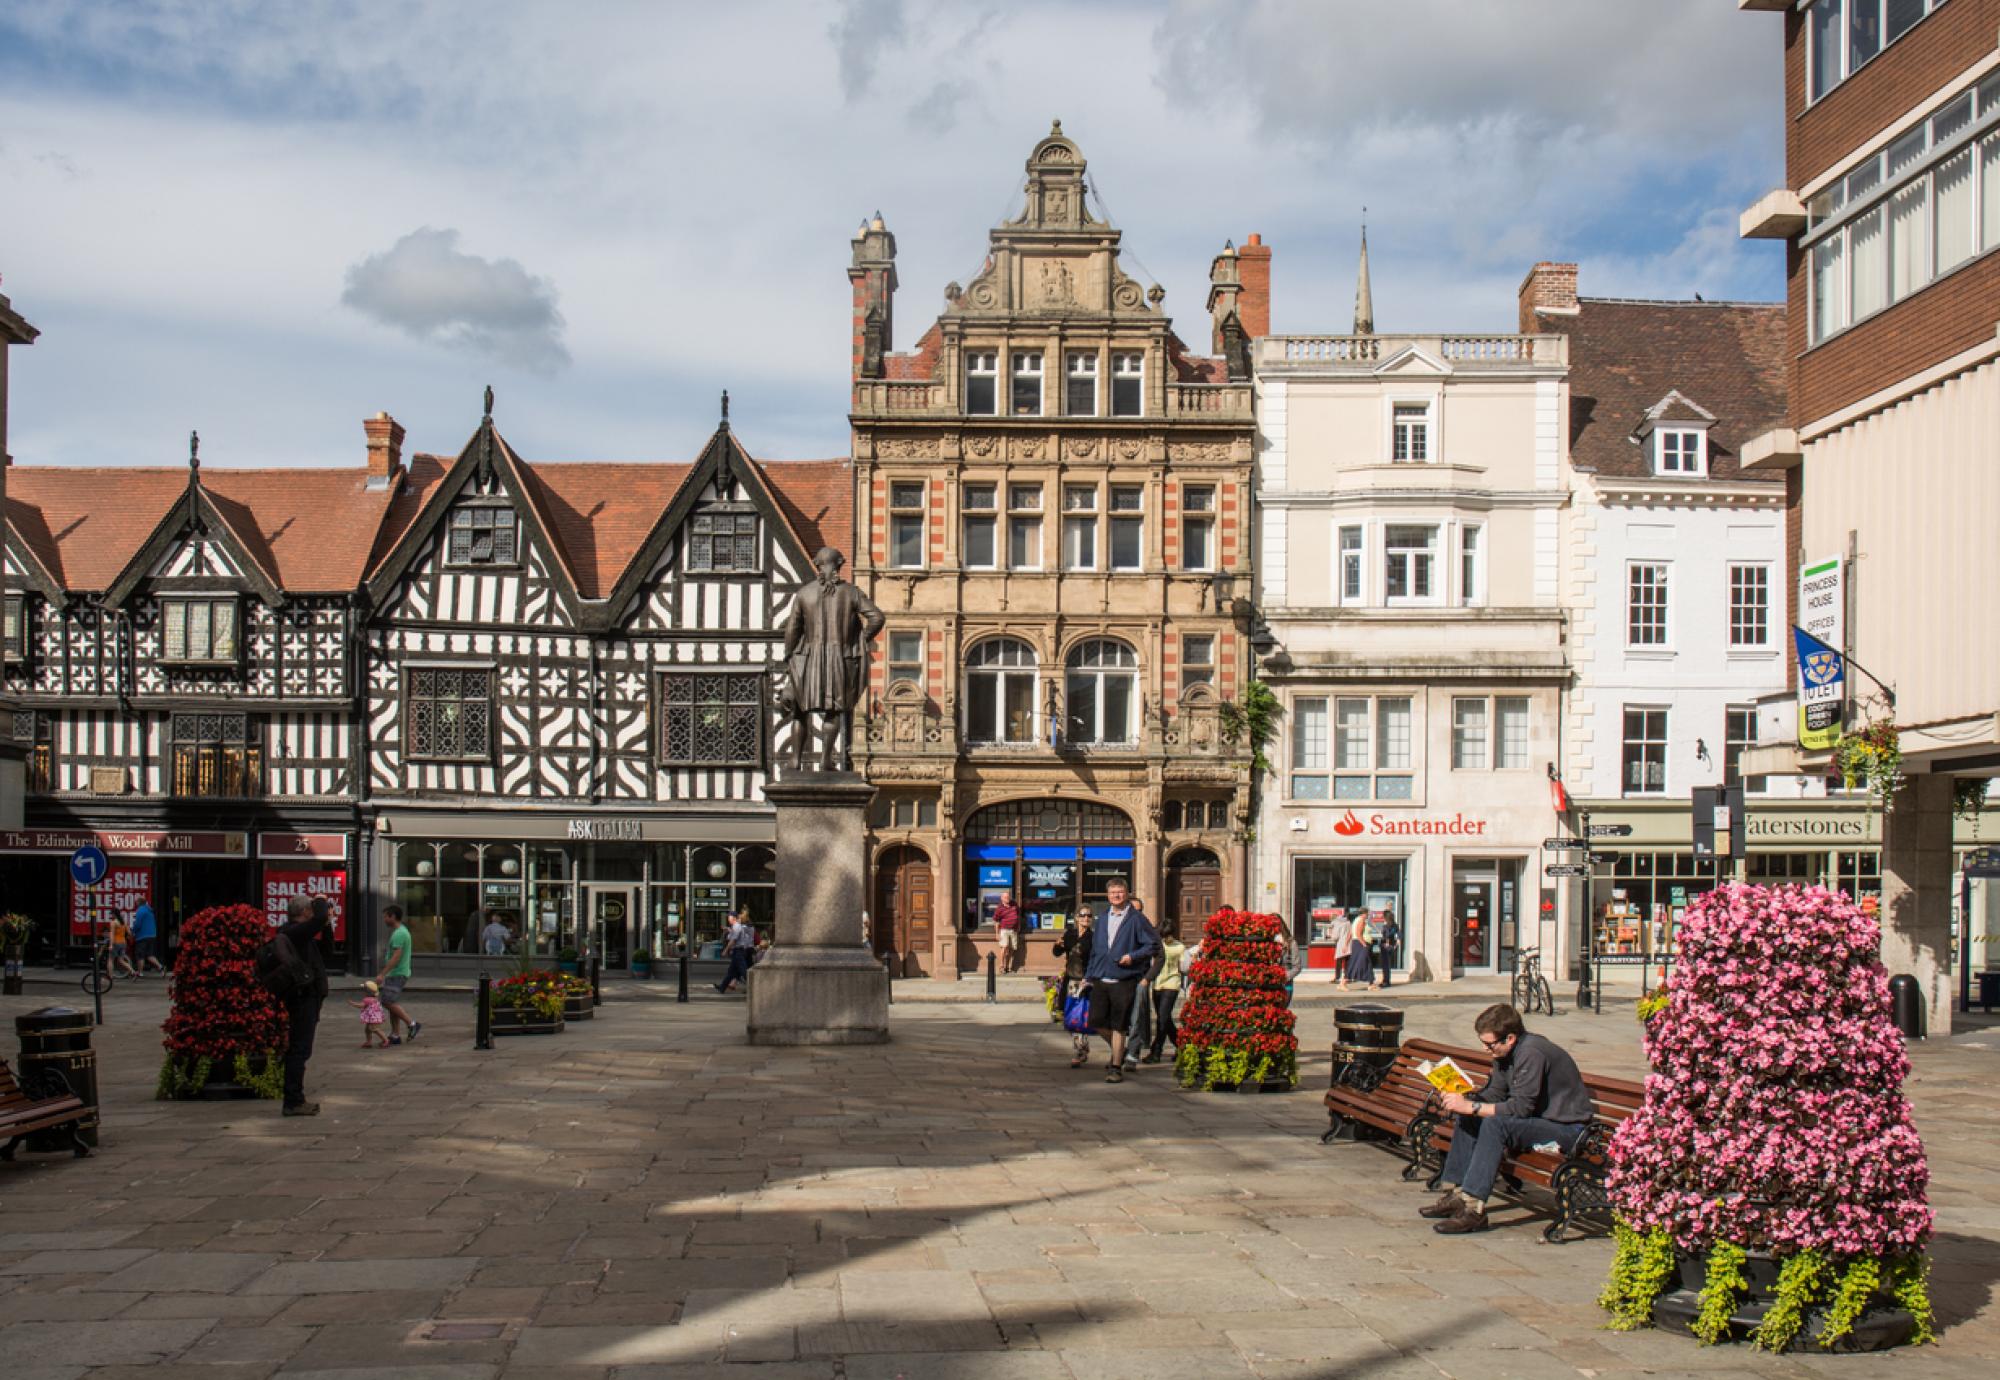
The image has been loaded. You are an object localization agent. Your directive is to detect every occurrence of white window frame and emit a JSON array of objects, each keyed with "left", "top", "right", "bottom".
[
  {"left": 961, "top": 482, "right": 997, "bottom": 570},
  {"left": 887, "top": 629, "right": 924, "bottom": 689},
  {"left": 1622, "top": 706, "right": 1670, "bottom": 797},
  {"left": 1290, "top": 696, "right": 1329, "bottom": 800},
  {"left": 1495, "top": 696, "right": 1530, "bottom": 770},
  {"left": 1808, "top": 0, "right": 1949, "bottom": 106},
  {"left": 1337, "top": 525, "right": 1366, "bottom": 606},
  {"left": 1383, "top": 524, "right": 1441, "bottom": 607},
  {"left": 1626, "top": 562, "right": 1670, "bottom": 649},
  {"left": 1108, "top": 485, "right": 1145, "bottom": 571},
  {"left": 1007, "top": 483, "right": 1044, "bottom": 571},
  {"left": 1729, "top": 563, "right": 1772, "bottom": 649},
  {"left": 1110, "top": 352, "right": 1144, "bottom": 417},
  {"left": 1451, "top": 697, "right": 1489, "bottom": 770},
  {"left": 964, "top": 350, "right": 999, "bottom": 416},
  {"left": 1458, "top": 523, "right": 1484, "bottom": 607},
  {"left": 1010, "top": 351, "right": 1044, "bottom": 417},
  {"left": 888, "top": 481, "right": 927, "bottom": 570},
  {"left": 1726, "top": 705, "right": 1769, "bottom": 795},
  {"left": 1180, "top": 485, "right": 1216, "bottom": 573},
  {"left": 1654, "top": 428, "right": 1707, "bottom": 476},
  {"left": 1065, "top": 352, "right": 1098, "bottom": 417},
  {"left": 1180, "top": 633, "right": 1215, "bottom": 692},
  {"left": 1061, "top": 484, "right": 1099, "bottom": 571},
  {"left": 1391, "top": 400, "right": 1433, "bottom": 463},
  {"left": 1063, "top": 638, "right": 1140, "bottom": 747},
  {"left": 964, "top": 638, "right": 1038, "bottom": 745}
]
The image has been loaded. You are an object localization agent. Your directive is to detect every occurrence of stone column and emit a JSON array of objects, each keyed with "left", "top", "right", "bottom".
[
  {"left": 749, "top": 772, "right": 890, "bottom": 1045},
  {"left": 1228, "top": 837, "right": 1249, "bottom": 910},
  {"left": 1880, "top": 774, "right": 1955, "bottom": 1036},
  {"left": 1136, "top": 835, "right": 1161, "bottom": 914},
  {"left": 932, "top": 834, "right": 961, "bottom": 982}
]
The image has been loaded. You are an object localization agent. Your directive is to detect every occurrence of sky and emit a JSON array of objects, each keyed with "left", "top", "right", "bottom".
[{"left": 0, "top": 0, "right": 1789, "bottom": 471}]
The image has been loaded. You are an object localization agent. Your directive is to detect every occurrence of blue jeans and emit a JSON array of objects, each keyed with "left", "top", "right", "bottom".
[{"left": 1439, "top": 1112, "right": 1588, "bottom": 1201}]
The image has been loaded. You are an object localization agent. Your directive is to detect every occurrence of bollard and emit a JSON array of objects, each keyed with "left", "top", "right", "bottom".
[
  {"left": 985, "top": 951, "right": 996, "bottom": 1004},
  {"left": 475, "top": 974, "right": 493, "bottom": 1050},
  {"left": 677, "top": 949, "right": 690, "bottom": 1003},
  {"left": 591, "top": 954, "right": 602, "bottom": 1007},
  {"left": 884, "top": 953, "right": 894, "bottom": 1005},
  {"left": 1888, "top": 973, "right": 1924, "bottom": 1039}
]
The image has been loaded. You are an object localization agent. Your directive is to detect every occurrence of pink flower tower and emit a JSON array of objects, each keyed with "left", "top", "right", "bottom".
[{"left": 1599, "top": 882, "right": 1935, "bottom": 1352}]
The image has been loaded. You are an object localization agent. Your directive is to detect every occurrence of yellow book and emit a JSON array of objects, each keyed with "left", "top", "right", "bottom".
[{"left": 1417, "top": 1057, "right": 1476, "bottom": 1097}]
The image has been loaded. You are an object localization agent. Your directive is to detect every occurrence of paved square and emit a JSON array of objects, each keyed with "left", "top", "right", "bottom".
[{"left": 1, "top": 982, "right": 1996, "bottom": 1377}]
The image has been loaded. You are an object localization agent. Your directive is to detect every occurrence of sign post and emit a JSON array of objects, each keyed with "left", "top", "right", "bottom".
[{"left": 69, "top": 845, "right": 109, "bottom": 1026}]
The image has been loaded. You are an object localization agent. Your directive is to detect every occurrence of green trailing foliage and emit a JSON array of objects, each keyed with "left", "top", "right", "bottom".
[
  {"left": 1599, "top": 1222, "right": 1678, "bottom": 1331},
  {"left": 231, "top": 1051, "right": 285, "bottom": 1101},
  {"left": 1172, "top": 1042, "right": 1296, "bottom": 1091},
  {"left": 1218, "top": 680, "right": 1280, "bottom": 774},
  {"left": 1634, "top": 988, "right": 1670, "bottom": 1023},
  {"left": 1820, "top": 1254, "right": 1882, "bottom": 1344},
  {"left": 156, "top": 1054, "right": 213, "bottom": 1101},
  {"left": 1752, "top": 1248, "right": 1830, "bottom": 1352},
  {"left": 1693, "top": 1241, "right": 1750, "bottom": 1344},
  {"left": 1886, "top": 1254, "right": 1937, "bottom": 1346}
]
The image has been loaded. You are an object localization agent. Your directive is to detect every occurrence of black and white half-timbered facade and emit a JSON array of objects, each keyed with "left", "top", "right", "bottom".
[
  {"left": 360, "top": 402, "right": 850, "bottom": 971},
  {"left": 1, "top": 454, "right": 390, "bottom": 963},
  {"left": 1, "top": 402, "right": 850, "bottom": 976}
]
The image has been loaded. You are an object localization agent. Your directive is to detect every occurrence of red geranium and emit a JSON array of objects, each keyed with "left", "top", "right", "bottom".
[{"left": 159, "top": 904, "right": 289, "bottom": 1097}]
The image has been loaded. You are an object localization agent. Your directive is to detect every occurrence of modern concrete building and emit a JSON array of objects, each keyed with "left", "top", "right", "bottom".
[
  {"left": 1250, "top": 243, "right": 1570, "bottom": 983},
  {"left": 849, "top": 123, "right": 1257, "bottom": 978},
  {"left": 1739, "top": 0, "right": 2000, "bottom": 1029}
]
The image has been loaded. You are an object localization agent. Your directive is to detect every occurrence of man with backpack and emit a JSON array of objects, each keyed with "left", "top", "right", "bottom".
[{"left": 275, "top": 895, "right": 330, "bottom": 1116}]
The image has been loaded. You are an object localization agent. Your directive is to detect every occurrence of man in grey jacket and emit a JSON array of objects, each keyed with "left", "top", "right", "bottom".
[{"left": 1420, "top": 1003, "right": 1593, "bottom": 1234}]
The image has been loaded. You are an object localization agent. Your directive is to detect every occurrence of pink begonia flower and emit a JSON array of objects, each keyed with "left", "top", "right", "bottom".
[{"left": 1607, "top": 883, "right": 1933, "bottom": 1258}]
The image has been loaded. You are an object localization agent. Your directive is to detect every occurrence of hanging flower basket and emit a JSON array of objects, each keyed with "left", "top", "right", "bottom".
[{"left": 1834, "top": 722, "right": 1905, "bottom": 814}]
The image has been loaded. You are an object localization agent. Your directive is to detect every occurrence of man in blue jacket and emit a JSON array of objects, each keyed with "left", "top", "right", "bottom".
[{"left": 1086, "top": 878, "right": 1158, "bottom": 1083}]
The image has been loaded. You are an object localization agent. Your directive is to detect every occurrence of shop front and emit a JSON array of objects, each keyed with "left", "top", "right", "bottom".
[
  {"left": 957, "top": 797, "right": 1136, "bottom": 976},
  {"left": 369, "top": 810, "right": 776, "bottom": 975}
]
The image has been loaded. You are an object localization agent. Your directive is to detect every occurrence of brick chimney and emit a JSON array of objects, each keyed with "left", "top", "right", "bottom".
[
  {"left": 849, "top": 213, "right": 897, "bottom": 380},
  {"left": 364, "top": 411, "right": 404, "bottom": 489},
  {"left": 1518, "top": 261, "right": 1579, "bottom": 333},
  {"left": 1236, "top": 232, "right": 1271, "bottom": 339}
]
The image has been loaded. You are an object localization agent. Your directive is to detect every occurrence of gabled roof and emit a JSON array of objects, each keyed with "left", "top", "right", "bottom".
[
  {"left": 3, "top": 503, "right": 67, "bottom": 608},
  {"left": 1540, "top": 295, "right": 1787, "bottom": 482},
  {"left": 6, "top": 464, "right": 402, "bottom": 595},
  {"left": 103, "top": 473, "right": 287, "bottom": 607}
]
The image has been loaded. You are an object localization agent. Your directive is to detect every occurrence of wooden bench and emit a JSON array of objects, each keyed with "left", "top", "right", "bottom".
[
  {"left": 0, "top": 1057, "right": 90, "bottom": 1161},
  {"left": 1320, "top": 1044, "right": 1438, "bottom": 1156},
  {"left": 1323, "top": 1036, "right": 1641, "bottom": 1244}
]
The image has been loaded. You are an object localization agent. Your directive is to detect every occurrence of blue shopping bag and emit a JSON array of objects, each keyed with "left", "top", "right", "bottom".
[{"left": 1062, "top": 990, "right": 1092, "bottom": 1033}]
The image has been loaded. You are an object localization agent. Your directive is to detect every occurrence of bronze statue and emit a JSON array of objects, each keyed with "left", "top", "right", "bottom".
[{"left": 779, "top": 546, "right": 884, "bottom": 772}]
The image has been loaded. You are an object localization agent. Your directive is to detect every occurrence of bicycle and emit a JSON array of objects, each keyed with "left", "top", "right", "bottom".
[
  {"left": 1511, "top": 946, "right": 1558, "bottom": 1016},
  {"left": 80, "top": 941, "right": 117, "bottom": 997}
]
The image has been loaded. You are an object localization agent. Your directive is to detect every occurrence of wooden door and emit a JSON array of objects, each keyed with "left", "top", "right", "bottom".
[
  {"left": 1167, "top": 859, "right": 1222, "bottom": 940},
  {"left": 873, "top": 848, "right": 934, "bottom": 972}
]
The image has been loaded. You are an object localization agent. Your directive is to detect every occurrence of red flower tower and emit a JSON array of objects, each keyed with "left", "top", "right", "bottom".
[
  {"left": 158, "top": 904, "right": 290, "bottom": 1099},
  {"left": 1174, "top": 908, "right": 1299, "bottom": 1090}
]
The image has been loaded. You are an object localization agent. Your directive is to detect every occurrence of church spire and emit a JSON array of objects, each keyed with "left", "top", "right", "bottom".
[{"left": 1353, "top": 216, "right": 1374, "bottom": 336}]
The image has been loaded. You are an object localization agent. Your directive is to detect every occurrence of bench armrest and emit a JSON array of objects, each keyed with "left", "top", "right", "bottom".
[{"left": 17, "top": 1064, "right": 76, "bottom": 1103}]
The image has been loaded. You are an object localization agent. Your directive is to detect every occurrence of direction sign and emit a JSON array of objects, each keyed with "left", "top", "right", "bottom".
[
  {"left": 1587, "top": 824, "right": 1634, "bottom": 838},
  {"left": 1543, "top": 862, "right": 1593, "bottom": 877},
  {"left": 1543, "top": 837, "right": 1587, "bottom": 851},
  {"left": 68, "top": 844, "right": 109, "bottom": 888},
  {"left": 1590, "top": 852, "right": 1620, "bottom": 866}
]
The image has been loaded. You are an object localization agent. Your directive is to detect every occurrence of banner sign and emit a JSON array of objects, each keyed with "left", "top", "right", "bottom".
[
  {"left": 256, "top": 832, "right": 348, "bottom": 861},
  {"left": 0, "top": 829, "right": 247, "bottom": 858},
  {"left": 71, "top": 866, "right": 151, "bottom": 939},
  {"left": 263, "top": 868, "right": 348, "bottom": 940},
  {"left": 1793, "top": 626, "right": 1845, "bottom": 751}
]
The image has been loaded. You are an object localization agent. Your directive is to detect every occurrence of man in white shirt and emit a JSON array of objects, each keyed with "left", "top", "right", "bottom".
[{"left": 714, "top": 911, "right": 755, "bottom": 994}]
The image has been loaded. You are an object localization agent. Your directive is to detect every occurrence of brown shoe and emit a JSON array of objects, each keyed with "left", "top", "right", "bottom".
[
  {"left": 282, "top": 1102, "right": 321, "bottom": 1118},
  {"left": 1432, "top": 1205, "right": 1490, "bottom": 1234},
  {"left": 1417, "top": 1190, "right": 1464, "bottom": 1220}
]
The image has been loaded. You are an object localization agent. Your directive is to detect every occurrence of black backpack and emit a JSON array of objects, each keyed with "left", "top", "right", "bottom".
[{"left": 254, "top": 931, "right": 311, "bottom": 997}]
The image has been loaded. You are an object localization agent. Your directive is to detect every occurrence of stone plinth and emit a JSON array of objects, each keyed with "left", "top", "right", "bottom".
[{"left": 748, "top": 771, "right": 888, "bottom": 1045}]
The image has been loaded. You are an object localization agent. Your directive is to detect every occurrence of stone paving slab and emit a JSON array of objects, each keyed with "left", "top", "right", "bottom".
[{"left": 0, "top": 987, "right": 1996, "bottom": 1377}]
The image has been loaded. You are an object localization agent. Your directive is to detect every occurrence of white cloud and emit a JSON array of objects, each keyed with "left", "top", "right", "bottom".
[{"left": 341, "top": 227, "right": 569, "bottom": 374}]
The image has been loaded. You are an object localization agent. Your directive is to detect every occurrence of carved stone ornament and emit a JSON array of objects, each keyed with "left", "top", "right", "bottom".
[
  {"left": 968, "top": 277, "right": 999, "bottom": 310},
  {"left": 1065, "top": 437, "right": 1098, "bottom": 460},
  {"left": 1170, "top": 441, "right": 1231, "bottom": 464},
  {"left": 1117, "top": 439, "right": 1144, "bottom": 461},
  {"left": 876, "top": 437, "right": 936, "bottom": 459},
  {"left": 1014, "top": 437, "right": 1044, "bottom": 461},
  {"left": 1039, "top": 260, "right": 1078, "bottom": 307},
  {"left": 965, "top": 434, "right": 999, "bottom": 458}
]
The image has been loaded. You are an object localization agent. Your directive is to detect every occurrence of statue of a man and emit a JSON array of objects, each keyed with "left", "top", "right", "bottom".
[{"left": 779, "top": 546, "right": 884, "bottom": 772}]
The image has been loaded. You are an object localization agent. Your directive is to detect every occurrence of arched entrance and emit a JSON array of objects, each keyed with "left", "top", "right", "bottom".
[
  {"left": 960, "top": 798, "right": 1136, "bottom": 973},
  {"left": 1166, "top": 846, "right": 1223, "bottom": 940},
  {"left": 873, "top": 845, "right": 933, "bottom": 975}
]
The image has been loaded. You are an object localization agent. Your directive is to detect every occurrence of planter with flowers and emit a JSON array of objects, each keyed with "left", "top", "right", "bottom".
[
  {"left": 1174, "top": 909, "right": 1299, "bottom": 1092},
  {"left": 157, "top": 904, "right": 289, "bottom": 1100},
  {"left": 1, "top": 911, "right": 32, "bottom": 995},
  {"left": 1599, "top": 883, "right": 1934, "bottom": 1353},
  {"left": 560, "top": 971, "right": 596, "bottom": 1021},
  {"left": 491, "top": 971, "right": 567, "bottom": 1036}
]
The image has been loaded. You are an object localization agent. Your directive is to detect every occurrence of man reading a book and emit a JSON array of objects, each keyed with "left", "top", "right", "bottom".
[{"left": 1420, "top": 1003, "right": 1593, "bottom": 1234}]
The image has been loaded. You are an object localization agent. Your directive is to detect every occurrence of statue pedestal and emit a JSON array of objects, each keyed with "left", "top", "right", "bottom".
[{"left": 748, "top": 771, "right": 888, "bottom": 1046}]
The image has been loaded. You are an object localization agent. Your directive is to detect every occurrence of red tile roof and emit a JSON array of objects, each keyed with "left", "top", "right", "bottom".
[
  {"left": 523, "top": 462, "right": 693, "bottom": 599},
  {"left": 7, "top": 466, "right": 400, "bottom": 592},
  {"left": 1541, "top": 297, "right": 1789, "bottom": 482},
  {"left": 756, "top": 459, "right": 853, "bottom": 563}
]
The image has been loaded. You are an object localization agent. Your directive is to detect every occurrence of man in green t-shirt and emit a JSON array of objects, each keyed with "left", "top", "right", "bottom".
[{"left": 374, "top": 904, "right": 420, "bottom": 1044}]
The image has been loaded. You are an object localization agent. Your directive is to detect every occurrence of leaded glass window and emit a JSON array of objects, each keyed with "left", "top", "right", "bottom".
[
  {"left": 688, "top": 512, "right": 759, "bottom": 573},
  {"left": 662, "top": 673, "right": 764, "bottom": 766},
  {"left": 406, "top": 667, "right": 493, "bottom": 760},
  {"left": 446, "top": 506, "right": 519, "bottom": 566}
]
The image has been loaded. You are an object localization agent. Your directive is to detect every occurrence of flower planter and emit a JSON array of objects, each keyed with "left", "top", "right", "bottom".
[
  {"left": 1207, "top": 1079, "right": 1297, "bottom": 1095},
  {"left": 1651, "top": 1250, "right": 1919, "bottom": 1353},
  {"left": 491, "top": 1006, "right": 565, "bottom": 1036},
  {"left": 557, "top": 959, "right": 582, "bottom": 976},
  {"left": 631, "top": 955, "right": 652, "bottom": 980},
  {"left": 562, "top": 991, "right": 594, "bottom": 1022}
]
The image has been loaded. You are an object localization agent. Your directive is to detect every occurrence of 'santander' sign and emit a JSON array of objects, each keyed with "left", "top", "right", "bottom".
[{"left": 1331, "top": 809, "right": 1489, "bottom": 838}]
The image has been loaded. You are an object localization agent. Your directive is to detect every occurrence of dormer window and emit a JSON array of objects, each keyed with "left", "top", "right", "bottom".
[
  {"left": 1655, "top": 428, "right": 1707, "bottom": 476},
  {"left": 161, "top": 596, "right": 239, "bottom": 665},
  {"left": 447, "top": 505, "right": 518, "bottom": 567},
  {"left": 688, "top": 511, "right": 759, "bottom": 573}
]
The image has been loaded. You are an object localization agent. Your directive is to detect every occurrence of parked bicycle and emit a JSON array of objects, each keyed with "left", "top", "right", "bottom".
[
  {"left": 1511, "top": 945, "right": 1559, "bottom": 1016},
  {"left": 80, "top": 941, "right": 118, "bottom": 997}
]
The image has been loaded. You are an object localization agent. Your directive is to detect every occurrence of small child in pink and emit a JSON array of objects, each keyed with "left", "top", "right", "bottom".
[{"left": 351, "top": 980, "right": 389, "bottom": 1048}]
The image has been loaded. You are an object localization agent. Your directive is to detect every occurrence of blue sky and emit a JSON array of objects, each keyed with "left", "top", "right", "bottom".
[{"left": 0, "top": 0, "right": 1788, "bottom": 469}]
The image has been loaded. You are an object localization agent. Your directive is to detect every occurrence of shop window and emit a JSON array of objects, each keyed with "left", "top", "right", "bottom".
[
  {"left": 1180, "top": 487, "right": 1215, "bottom": 571},
  {"left": 406, "top": 666, "right": 493, "bottom": 761},
  {"left": 160, "top": 596, "right": 239, "bottom": 665},
  {"left": 1062, "top": 485, "right": 1098, "bottom": 570},
  {"left": 889, "top": 482, "right": 926, "bottom": 569},
  {"left": 1623, "top": 706, "right": 1669, "bottom": 795},
  {"left": 688, "top": 511, "right": 759, "bottom": 573},
  {"left": 1008, "top": 483, "right": 1044, "bottom": 570},
  {"left": 965, "top": 351, "right": 998, "bottom": 415},
  {"left": 1108, "top": 485, "right": 1145, "bottom": 570},
  {"left": 1111, "top": 352, "right": 1144, "bottom": 416},
  {"left": 394, "top": 840, "right": 529, "bottom": 955},
  {"left": 1065, "top": 352, "right": 1098, "bottom": 416},
  {"left": 446, "top": 504, "right": 518, "bottom": 567},
  {"left": 1065, "top": 638, "right": 1138, "bottom": 746},
  {"left": 965, "top": 637, "right": 1038, "bottom": 745},
  {"left": 1294, "top": 856, "right": 1409, "bottom": 971},
  {"left": 887, "top": 630, "right": 924, "bottom": 689},
  {"left": 169, "top": 712, "right": 260, "bottom": 798},
  {"left": 661, "top": 672, "right": 764, "bottom": 766},
  {"left": 962, "top": 483, "right": 997, "bottom": 569},
  {"left": 1180, "top": 634, "right": 1215, "bottom": 692}
]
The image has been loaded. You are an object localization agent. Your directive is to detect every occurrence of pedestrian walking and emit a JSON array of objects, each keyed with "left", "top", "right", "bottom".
[
  {"left": 130, "top": 899, "right": 165, "bottom": 974},
  {"left": 350, "top": 981, "right": 391, "bottom": 1048},
  {"left": 1377, "top": 914, "right": 1400, "bottom": 988},
  {"left": 992, "top": 888, "right": 1021, "bottom": 974},
  {"left": 1332, "top": 910, "right": 1355, "bottom": 990},
  {"left": 278, "top": 895, "right": 331, "bottom": 1116},
  {"left": 1144, "top": 922, "right": 1186, "bottom": 1064},
  {"left": 714, "top": 910, "right": 754, "bottom": 993},
  {"left": 480, "top": 910, "right": 511, "bottom": 956},
  {"left": 1086, "top": 878, "right": 1158, "bottom": 1083},
  {"left": 1347, "top": 912, "right": 1377, "bottom": 988},
  {"left": 109, "top": 917, "right": 139, "bottom": 979},
  {"left": 374, "top": 904, "right": 419, "bottom": 1044},
  {"left": 1122, "top": 895, "right": 1158, "bottom": 1072},
  {"left": 1053, "top": 905, "right": 1096, "bottom": 1068}
]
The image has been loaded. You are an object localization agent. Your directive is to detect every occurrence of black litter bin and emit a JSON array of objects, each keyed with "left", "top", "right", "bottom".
[
  {"left": 16, "top": 1006, "right": 99, "bottom": 1149},
  {"left": 1332, "top": 1003, "right": 1403, "bottom": 1087},
  {"left": 1888, "top": 974, "right": 1924, "bottom": 1040}
]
